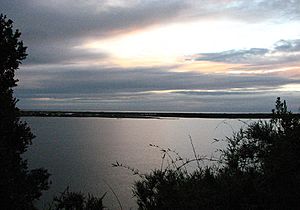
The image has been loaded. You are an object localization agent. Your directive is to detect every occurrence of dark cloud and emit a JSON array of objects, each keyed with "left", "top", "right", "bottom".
[
  {"left": 274, "top": 39, "right": 300, "bottom": 52},
  {"left": 195, "top": 48, "right": 269, "bottom": 63},
  {"left": 15, "top": 65, "right": 297, "bottom": 95},
  {"left": 24, "top": 44, "right": 109, "bottom": 65},
  {"left": 16, "top": 89, "right": 300, "bottom": 112},
  {"left": 173, "top": 90, "right": 270, "bottom": 96},
  {"left": 14, "top": 64, "right": 300, "bottom": 112},
  {"left": 193, "top": 39, "right": 300, "bottom": 75},
  {"left": 3, "top": 0, "right": 188, "bottom": 42},
  {"left": 2, "top": 0, "right": 188, "bottom": 65}
]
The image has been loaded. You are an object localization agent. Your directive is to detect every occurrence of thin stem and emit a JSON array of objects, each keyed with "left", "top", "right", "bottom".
[
  {"left": 189, "top": 135, "right": 201, "bottom": 170},
  {"left": 103, "top": 180, "right": 123, "bottom": 210}
]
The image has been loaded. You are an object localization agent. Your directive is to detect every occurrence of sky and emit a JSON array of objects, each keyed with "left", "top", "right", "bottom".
[{"left": 2, "top": 0, "right": 300, "bottom": 112}]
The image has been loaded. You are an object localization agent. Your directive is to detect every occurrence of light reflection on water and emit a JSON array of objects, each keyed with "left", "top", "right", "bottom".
[{"left": 24, "top": 117, "right": 251, "bottom": 210}]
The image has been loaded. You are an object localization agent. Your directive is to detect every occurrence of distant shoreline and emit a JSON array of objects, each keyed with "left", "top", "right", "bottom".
[{"left": 20, "top": 110, "right": 300, "bottom": 119}]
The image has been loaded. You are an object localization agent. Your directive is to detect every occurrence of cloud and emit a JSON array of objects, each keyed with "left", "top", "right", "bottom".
[
  {"left": 2, "top": 0, "right": 190, "bottom": 65},
  {"left": 16, "top": 65, "right": 297, "bottom": 94},
  {"left": 274, "top": 39, "right": 300, "bottom": 52},
  {"left": 3, "top": 0, "right": 300, "bottom": 65},
  {"left": 24, "top": 44, "right": 109, "bottom": 65},
  {"left": 4, "top": 0, "right": 300, "bottom": 44},
  {"left": 191, "top": 38, "right": 300, "bottom": 75},
  {"left": 3, "top": 0, "right": 188, "bottom": 42},
  {"left": 3, "top": 0, "right": 300, "bottom": 111},
  {"left": 14, "top": 64, "right": 300, "bottom": 112},
  {"left": 183, "top": 0, "right": 300, "bottom": 23},
  {"left": 17, "top": 88, "right": 300, "bottom": 112},
  {"left": 195, "top": 48, "right": 269, "bottom": 63}
]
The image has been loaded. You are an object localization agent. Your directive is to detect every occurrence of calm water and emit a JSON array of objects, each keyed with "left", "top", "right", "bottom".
[{"left": 24, "top": 117, "right": 250, "bottom": 209}]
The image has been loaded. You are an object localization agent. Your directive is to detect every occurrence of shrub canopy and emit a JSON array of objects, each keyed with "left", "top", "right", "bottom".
[{"left": 133, "top": 97, "right": 300, "bottom": 210}]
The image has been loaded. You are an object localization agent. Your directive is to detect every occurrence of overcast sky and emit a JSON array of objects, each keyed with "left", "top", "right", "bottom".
[{"left": 3, "top": 0, "right": 300, "bottom": 112}]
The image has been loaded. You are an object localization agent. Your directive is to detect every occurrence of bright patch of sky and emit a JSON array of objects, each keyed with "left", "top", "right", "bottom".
[{"left": 82, "top": 20, "right": 300, "bottom": 65}]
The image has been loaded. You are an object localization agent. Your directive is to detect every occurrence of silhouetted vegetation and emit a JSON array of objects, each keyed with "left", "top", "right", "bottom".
[
  {"left": 0, "top": 14, "right": 50, "bottom": 209},
  {"left": 133, "top": 97, "right": 300, "bottom": 210},
  {"left": 47, "top": 187, "right": 106, "bottom": 210}
]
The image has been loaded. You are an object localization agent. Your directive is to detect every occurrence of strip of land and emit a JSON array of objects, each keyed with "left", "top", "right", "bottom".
[{"left": 20, "top": 110, "right": 300, "bottom": 119}]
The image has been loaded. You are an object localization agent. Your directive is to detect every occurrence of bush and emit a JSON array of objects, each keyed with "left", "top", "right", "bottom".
[
  {"left": 48, "top": 187, "right": 106, "bottom": 210},
  {"left": 133, "top": 98, "right": 300, "bottom": 210}
]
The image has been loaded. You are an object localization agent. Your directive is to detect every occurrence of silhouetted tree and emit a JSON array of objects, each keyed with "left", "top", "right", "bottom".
[{"left": 0, "top": 14, "right": 50, "bottom": 209}]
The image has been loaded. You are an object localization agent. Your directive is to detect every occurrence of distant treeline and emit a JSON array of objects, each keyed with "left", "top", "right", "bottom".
[{"left": 20, "top": 110, "right": 300, "bottom": 119}]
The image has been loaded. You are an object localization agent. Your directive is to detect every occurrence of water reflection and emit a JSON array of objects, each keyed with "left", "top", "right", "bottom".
[{"left": 24, "top": 117, "right": 248, "bottom": 209}]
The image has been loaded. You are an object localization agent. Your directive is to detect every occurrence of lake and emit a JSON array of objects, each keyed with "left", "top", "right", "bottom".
[{"left": 24, "top": 117, "right": 251, "bottom": 209}]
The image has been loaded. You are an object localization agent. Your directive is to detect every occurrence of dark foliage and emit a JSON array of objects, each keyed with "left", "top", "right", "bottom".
[
  {"left": 49, "top": 187, "right": 106, "bottom": 210},
  {"left": 0, "top": 14, "right": 50, "bottom": 209},
  {"left": 133, "top": 97, "right": 300, "bottom": 210}
]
